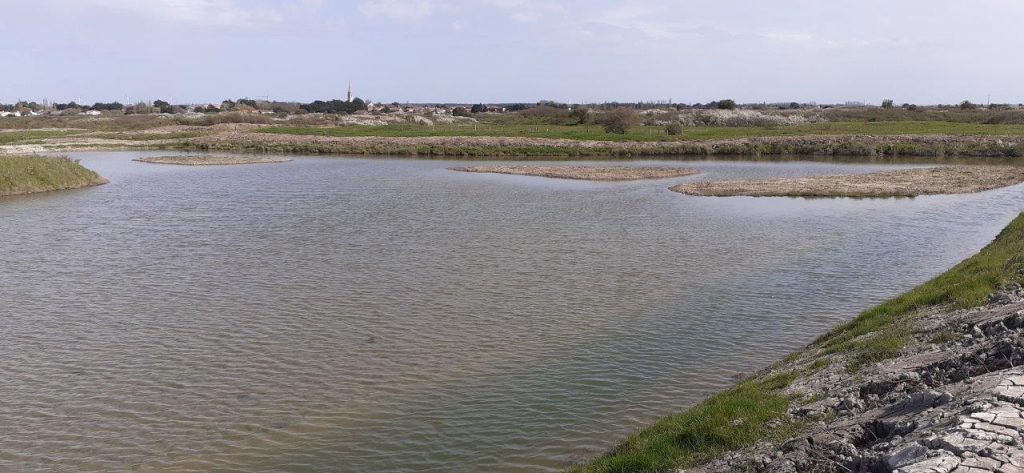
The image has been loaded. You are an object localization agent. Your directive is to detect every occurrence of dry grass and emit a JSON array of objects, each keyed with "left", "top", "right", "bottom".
[
  {"left": 133, "top": 155, "right": 291, "bottom": 166},
  {"left": 449, "top": 166, "right": 700, "bottom": 181},
  {"left": 673, "top": 165, "right": 1024, "bottom": 198}
]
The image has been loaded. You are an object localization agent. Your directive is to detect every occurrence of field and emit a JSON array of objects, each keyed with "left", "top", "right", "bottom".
[
  {"left": 258, "top": 121, "right": 1024, "bottom": 142},
  {"left": 3, "top": 108, "right": 1024, "bottom": 159}
]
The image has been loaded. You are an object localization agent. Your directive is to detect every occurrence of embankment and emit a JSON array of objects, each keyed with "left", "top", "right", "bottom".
[
  {"left": 572, "top": 213, "right": 1024, "bottom": 473},
  {"left": 0, "top": 154, "right": 108, "bottom": 197},
  {"left": 176, "top": 130, "right": 1024, "bottom": 159}
]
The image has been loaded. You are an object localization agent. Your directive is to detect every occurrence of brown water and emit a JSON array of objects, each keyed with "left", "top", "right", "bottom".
[{"left": 2, "top": 152, "right": 1023, "bottom": 472}]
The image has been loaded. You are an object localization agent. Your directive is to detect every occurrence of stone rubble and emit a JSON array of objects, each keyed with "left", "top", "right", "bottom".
[{"left": 686, "top": 284, "right": 1024, "bottom": 473}]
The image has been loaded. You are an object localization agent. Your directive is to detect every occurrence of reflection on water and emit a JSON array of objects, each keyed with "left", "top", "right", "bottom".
[{"left": 2, "top": 152, "right": 1022, "bottom": 472}]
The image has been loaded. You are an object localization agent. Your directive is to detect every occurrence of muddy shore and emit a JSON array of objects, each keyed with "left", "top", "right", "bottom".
[
  {"left": 449, "top": 166, "right": 700, "bottom": 181},
  {"left": 133, "top": 155, "right": 291, "bottom": 165},
  {"left": 673, "top": 165, "right": 1024, "bottom": 198}
]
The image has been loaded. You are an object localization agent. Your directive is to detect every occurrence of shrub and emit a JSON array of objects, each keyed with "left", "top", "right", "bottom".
[
  {"left": 715, "top": 99, "right": 737, "bottom": 110},
  {"left": 597, "top": 108, "right": 642, "bottom": 134},
  {"left": 665, "top": 123, "right": 683, "bottom": 135},
  {"left": 881, "top": 99, "right": 894, "bottom": 109},
  {"left": 518, "top": 105, "right": 572, "bottom": 124},
  {"left": 569, "top": 107, "right": 590, "bottom": 125},
  {"left": 960, "top": 100, "right": 977, "bottom": 110},
  {"left": 452, "top": 107, "right": 471, "bottom": 117}
]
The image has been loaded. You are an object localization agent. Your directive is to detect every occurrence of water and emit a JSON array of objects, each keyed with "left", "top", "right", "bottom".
[{"left": 2, "top": 152, "right": 1022, "bottom": 472}]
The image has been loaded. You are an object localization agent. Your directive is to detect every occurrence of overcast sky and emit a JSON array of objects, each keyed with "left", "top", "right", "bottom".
[{"left": 2, "top": 0, "right": 1021, "bottom": 105}]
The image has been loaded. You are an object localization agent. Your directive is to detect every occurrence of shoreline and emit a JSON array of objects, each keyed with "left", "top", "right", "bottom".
[
  {"left": 3, "top": 127, "right": 1023, "bottom": 160},
  {"left": 572, "top": 213, "right": 1024, "bottom": 472},
  {"left": 449, "top": 165, "right": 700, "bottom": 181},
  {"left": 672, "top": 165, "right": 1024, "bottom": 198},
  {"left": 133, "top": 155, "right": 292, "bottom": 166},
  {"left": 180, "top": 132, "right": 1024, "bottom": 159}
]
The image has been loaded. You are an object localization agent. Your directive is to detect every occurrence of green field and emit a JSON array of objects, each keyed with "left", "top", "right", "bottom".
[
  {"left": 258, "top": 121, "right": 1024, "bottom": 142},
  {"left": 0, "top": 129, "right": 88, "bottom": 145}
]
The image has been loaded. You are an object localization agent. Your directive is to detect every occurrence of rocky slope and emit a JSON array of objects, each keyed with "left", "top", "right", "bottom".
[{"left": 688, "top": 284, "right": 1024, "bottom": 473}]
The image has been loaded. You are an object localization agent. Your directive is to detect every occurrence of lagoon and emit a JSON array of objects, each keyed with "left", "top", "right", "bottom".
[{"left": 2, "top": 152, "right": 1022, "bottom": 472}]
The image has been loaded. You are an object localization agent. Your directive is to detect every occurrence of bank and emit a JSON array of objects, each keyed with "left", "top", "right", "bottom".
[
  {"left": 571, "top": 213, "right": 1024, "bottom": 472},
  {"left": 0, "top": 154, "right": 108, "bottom": 197},
  {"left": 178, "top": 131, "right": 1024, "bottom": 159}
]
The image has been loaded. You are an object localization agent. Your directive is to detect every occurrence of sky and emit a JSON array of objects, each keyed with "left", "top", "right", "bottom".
[{"left": 2, "top": 0, "right": 1022, "bottom": 105}]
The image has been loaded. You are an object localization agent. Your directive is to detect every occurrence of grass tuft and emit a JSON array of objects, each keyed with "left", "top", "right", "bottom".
[{"left": 569, "top": 373, "right": 798, "bottom": 473}]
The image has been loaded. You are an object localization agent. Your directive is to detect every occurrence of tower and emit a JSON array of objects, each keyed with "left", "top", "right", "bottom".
[{"left": 347, "top": 81, "right": 352, "bottom": 102}]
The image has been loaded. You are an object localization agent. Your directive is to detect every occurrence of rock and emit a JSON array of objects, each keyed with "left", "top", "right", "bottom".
[
  {"left": 884, "top": 442, "right": 929, "bottom": 470},
  {"left": 894, "top": 451, "right": 960, "bottom": 473}
]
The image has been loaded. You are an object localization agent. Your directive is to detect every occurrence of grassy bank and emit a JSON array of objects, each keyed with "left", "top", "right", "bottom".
[
  {"left": 0, "top": 155, "right": 108, "bottom": 196},
  {"left": 3, "top": 114, "right": 1024, "bottom": 159},
  {"left": 182, "top": 132, "right": 1024, "bottom": 159},
  {"left": 572, "top": 212, "right": 1024, "bottom": 473}
]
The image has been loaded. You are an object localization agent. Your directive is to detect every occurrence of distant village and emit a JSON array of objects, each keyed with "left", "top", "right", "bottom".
[{"left": 2, "top": 88, "right": 1020, "bottom": 119}]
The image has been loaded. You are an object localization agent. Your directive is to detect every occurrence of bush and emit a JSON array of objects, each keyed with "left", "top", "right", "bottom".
[
  {"left": 960, "top": 100, "right": 977, "bottom": 110},
  {"left": 518, "top": 105, "right": 572, "bottom": 124},
  {"left": 665, "top": 123, "right": 683, "bottom": 135},
  {"left": 881, "top": 99, "right": 894, "bottom": 109},
  {"left": 597, "top": 108, "right": 641, "bottom": 134},
  {"left": 715, "top": 99, "right": 737, "bottom": 110},
  {"left": 452, "top": 107, "right": 471, "bottom": 117},
  {"left": 569, "top": 107, "right": 590, "bottom": 125}
]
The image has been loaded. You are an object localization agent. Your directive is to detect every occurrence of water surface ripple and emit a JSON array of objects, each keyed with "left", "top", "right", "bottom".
[{"left": 2, "top": 152, "right": 1023, "bottom": 472}]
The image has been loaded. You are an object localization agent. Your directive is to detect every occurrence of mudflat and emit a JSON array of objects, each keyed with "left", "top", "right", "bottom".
[
  {"left": 672, "top": 165, "right": 1024, "bottom": 198},
  {"left": 449, "top": 165, "right": 700, "bottom": 181},
  {"left": 133, "top": 155, "right": 291, "bottom": 165}
]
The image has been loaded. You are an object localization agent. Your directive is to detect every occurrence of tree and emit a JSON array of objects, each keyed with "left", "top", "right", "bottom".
[
  {"left": 597, "top": 108, "right": 641, "bottom": 134},
  {"left": 881, "top": 99, "right": 894, "bottom": 109},
  {"left": 960, "top": 100, "right": 976, "bottom": 110},
  {"left": 714, "top": 99, "right": 737, "bottom": 110},
  {"left": 569, "top": 107, "right": 590, "bottom": 125},
  {"left": 452, "top": 107, "right": 471, "bottom": 117},
  {"left": 470, "top": 103, "right": 487, "bottom": 113},
  {"left": 153, "top": 99, "right": 175, "bottom": 114},
  {"left": 299, "top": 97, "right": 369, "bottom": 114}
]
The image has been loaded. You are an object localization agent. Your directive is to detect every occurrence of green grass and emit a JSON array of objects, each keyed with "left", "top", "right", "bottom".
[
  {"left": 817, "top": 213, "right": 1024, "bottom": 370},
  {"left": 0, "top": 155, "right": 106, "bottom": 196},
  {"left": 0, "top": 130, "right": 87, "bottom": 145},
  {"left": 569, "top": 373, "right": 799, "bottom": 473},
  {"left": 257, "top": 121, "right": 1024, "bottom": 142},
  {"left": 91, "top": 131, "right": 206, "bottom": 141}
]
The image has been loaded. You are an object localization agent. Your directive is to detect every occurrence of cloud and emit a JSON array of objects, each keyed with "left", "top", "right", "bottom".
[
  {"left": 73, "top": 0, "right": 284, "bottom": 27},
  {"left": 359, "top": 0, "right": 432, "bottom": 20},
  {"left": 483, "top": 0, "right": 564, "bottom": 22}
]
